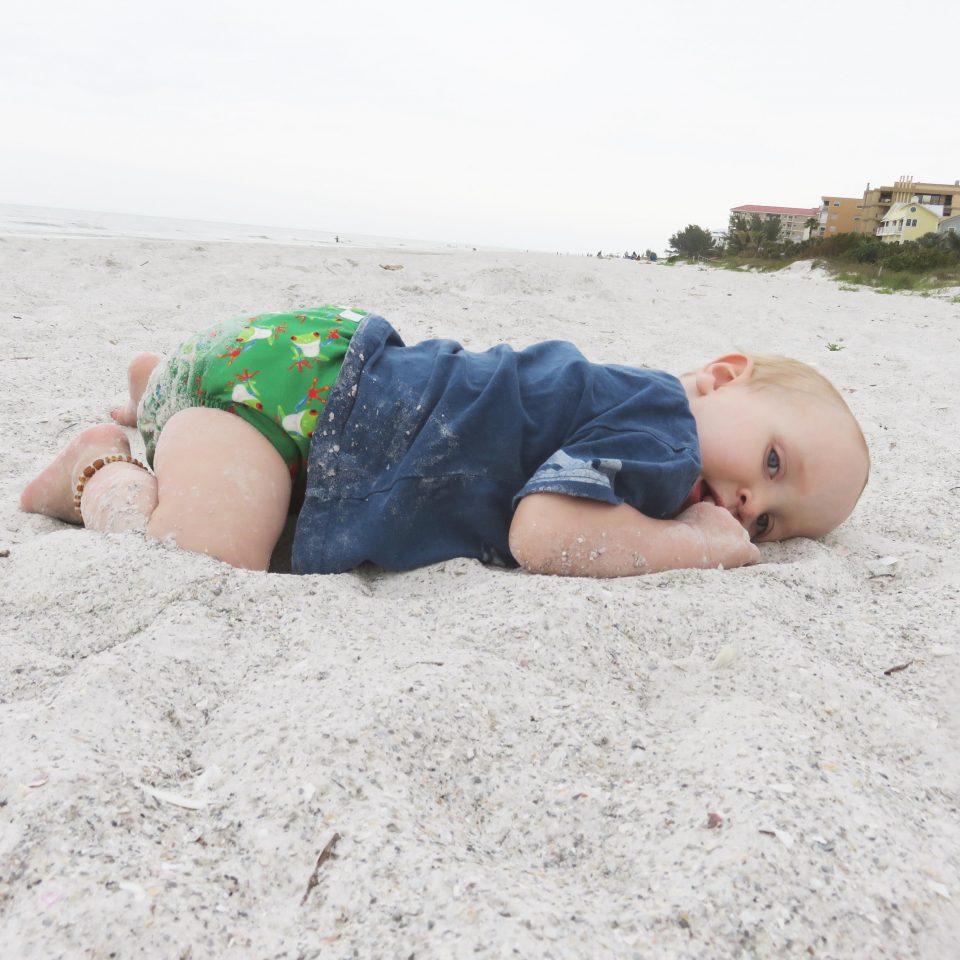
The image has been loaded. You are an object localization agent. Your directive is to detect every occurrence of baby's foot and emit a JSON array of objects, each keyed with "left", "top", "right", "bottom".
[
  {"left": 111, "top": 352, "right": 161, "bottom": 426},
  {"left": 20, "top": 424, "right": 131, "bottom": 523},
  {"left": 109, "top": 405, "right": 137, "bottom": 427}
]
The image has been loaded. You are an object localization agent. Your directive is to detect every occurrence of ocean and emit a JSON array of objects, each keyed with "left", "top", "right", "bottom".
[{"left": 0, "top": 203, "right": 497, "bottom": 253}]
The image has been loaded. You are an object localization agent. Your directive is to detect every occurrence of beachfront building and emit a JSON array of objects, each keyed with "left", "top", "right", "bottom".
[
  {"left": 938, "top": 214, "right": 960, "bottom": 235},
  {"left": 728, "top": 205, "right": 820, "bottom": 243},
  {"left": 818, "top": 196, "right": 860, "bottom": 237},
  {"left": 855, "top": 176, "right": 959, "bottom": 236},
  {"left": 876, "top": 202, "right": 941, "bottom": 244}
]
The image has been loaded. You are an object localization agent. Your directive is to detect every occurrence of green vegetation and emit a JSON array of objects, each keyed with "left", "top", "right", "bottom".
[
  {"left": 713, "top": 256, "right": 792, "bottom": 273},
  {"left": 668, "top": 224, "right": 715, "bottom": 258},
  {"left": 668, "top": 217, "right": 960, "bottom": 294},
  {"left": 830, "top": 264, "right": 959, "bottom": 294},
  {"left": 727, "top": 214, "right": 782, "bottom": 258},
  {"left": 834, "top": 269, "right": 921, "bottom": 291}
]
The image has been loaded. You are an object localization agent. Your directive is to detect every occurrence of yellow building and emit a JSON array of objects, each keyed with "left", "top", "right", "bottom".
[
  {"left": 877, "top": 202, "right": 941, "bottom": 243},
  {"left": 856, "top": 176, "right": 958, "bottom": 235},
  {"left": 818, "top": 196, "right": 860, "bottom": 236}
]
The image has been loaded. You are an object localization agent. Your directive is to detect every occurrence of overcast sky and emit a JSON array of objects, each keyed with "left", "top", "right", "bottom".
[{"left": 3, "top": 0, "right": 958, "bottom": 252}]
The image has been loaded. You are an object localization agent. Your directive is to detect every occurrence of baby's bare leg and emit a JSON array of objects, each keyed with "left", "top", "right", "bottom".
[
  {"left": 22, "top": 408, "right": 292, "bottom": 571},
  {"left": 111, "top": 352, "right": 162, "bottom": 427},
  {"left": 21, "top": 424, "right": 140, "bottom": 523},
  {"left": 146, "top": 407, "right": 292, "bottom": 571},
  {"left": 81, "top": 460, "right": 158, "bottom": 532}
]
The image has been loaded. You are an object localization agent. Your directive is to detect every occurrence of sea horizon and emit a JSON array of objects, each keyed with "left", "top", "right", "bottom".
[{"left": 0, "top": 202, "right": 521, "bottom": 254}]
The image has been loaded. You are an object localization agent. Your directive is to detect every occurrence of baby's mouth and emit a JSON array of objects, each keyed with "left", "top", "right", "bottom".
[{"left": 700, "top": 481, "right": 724, "bottom": 510}]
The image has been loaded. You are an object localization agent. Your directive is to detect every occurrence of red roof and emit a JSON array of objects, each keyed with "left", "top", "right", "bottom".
[{"left": 731, "top": 204, "right": 820, "bottom": 216}]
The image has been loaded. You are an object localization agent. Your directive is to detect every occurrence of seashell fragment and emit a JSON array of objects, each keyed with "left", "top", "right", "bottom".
[
  {"left": 866, "top": 556, "right": 900, "bottom": 578},
  {"left": 117, "top": 881, "right": 146, "bottom": 901},
  {"left": 138, "top": 782, "right": 207, "bottom": 810},
  {"left": 768, "top": 782, "right": 795, "bottom": 795},
  {"left": 759, "top": 827, "right": 794, "bottom": 848},
  {"left": 773, "top": 828, "right": 794, "bottom": 848},
  {"left": 709, "top": 646, "right": 737, "bottom": 670}
]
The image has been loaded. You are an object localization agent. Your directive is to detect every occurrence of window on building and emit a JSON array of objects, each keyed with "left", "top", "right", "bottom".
[{"left": 833, "top": 202, "right": 840, "bottom": 207}]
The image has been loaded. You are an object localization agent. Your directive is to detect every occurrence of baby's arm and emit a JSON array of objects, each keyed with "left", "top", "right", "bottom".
[{"left": 509, "top": 493, "right": 760, "bottom": 577}]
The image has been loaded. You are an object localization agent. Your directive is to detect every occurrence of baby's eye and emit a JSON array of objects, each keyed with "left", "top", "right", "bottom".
[
  {"left": 756, "top": 512, "right": 771, "bottom": 536},
  {"left": 765, "top": 449, "right": 780, "bottom": 477}
]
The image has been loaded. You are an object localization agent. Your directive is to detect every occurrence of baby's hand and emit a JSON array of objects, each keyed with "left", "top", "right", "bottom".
[{"left": 675, "top": 502, "right": 761, "bottom": 570}]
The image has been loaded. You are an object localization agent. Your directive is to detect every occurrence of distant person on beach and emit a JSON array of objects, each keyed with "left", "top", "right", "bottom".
[{"left": 21, "top": 306, "right": 869, "bottom": 576}]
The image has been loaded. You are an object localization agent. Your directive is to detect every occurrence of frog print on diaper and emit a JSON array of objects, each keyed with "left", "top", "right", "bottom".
[
  {"left": 229, "top": 369, "right": 263, "bottom": 412},
  {"left": 289, "top": 327, "right": 343, "bottom": 362}
]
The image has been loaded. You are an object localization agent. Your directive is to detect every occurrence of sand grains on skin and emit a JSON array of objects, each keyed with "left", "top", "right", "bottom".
[{"left": 19, "top": 423, "right": 131, "bottom": 522}]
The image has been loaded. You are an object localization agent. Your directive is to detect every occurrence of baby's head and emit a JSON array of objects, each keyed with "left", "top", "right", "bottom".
[{"left": 681, "top": 352, "right": 869, "bottom": 542}]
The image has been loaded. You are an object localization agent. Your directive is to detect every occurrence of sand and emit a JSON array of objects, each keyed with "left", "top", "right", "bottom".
[{"left": 1, "top": 236, "right": 958, "bottom": 958}]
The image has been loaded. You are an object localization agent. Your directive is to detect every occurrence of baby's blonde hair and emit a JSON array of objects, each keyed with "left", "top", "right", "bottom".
[
  {"left": 744, "top": 352, "right": 847, "bottom": 401},
  {"left": 744, "top": 352, "right": 871, "bottom": 492}
]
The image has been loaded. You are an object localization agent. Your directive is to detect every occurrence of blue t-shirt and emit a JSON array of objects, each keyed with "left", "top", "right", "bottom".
[{"left": 292, "top": 315, "right": 701, "bottom": 573}]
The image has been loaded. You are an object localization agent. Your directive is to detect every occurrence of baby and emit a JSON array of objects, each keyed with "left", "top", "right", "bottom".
[{"left": 20, "top": 306, "right": 869, "bottom": 576}]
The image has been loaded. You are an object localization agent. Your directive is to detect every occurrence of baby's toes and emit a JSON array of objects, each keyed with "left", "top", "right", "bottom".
[{"left": 110, "top": 404, "right": 137, "bottom": 427}]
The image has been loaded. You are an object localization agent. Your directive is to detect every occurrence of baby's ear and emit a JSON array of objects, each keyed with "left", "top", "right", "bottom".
[{"left": 694, "top": 353, "right": 753, "bottom": 395}]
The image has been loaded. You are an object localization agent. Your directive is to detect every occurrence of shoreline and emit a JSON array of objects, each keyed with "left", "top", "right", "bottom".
[{"left": 0, "top": 202, "right": 521, "bottom": 254}]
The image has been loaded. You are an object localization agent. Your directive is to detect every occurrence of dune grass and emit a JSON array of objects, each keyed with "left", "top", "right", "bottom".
[
  {"left": 702, "top": 248, "right": 960, "bottom": 295},
  {"left": 831, "top": 265, "right": 960, "bottom": 294}
]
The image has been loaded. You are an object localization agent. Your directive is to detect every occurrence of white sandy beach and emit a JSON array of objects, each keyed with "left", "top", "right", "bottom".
[{"left": 1, "top": 231, "right": 959, "bottom": 958}]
